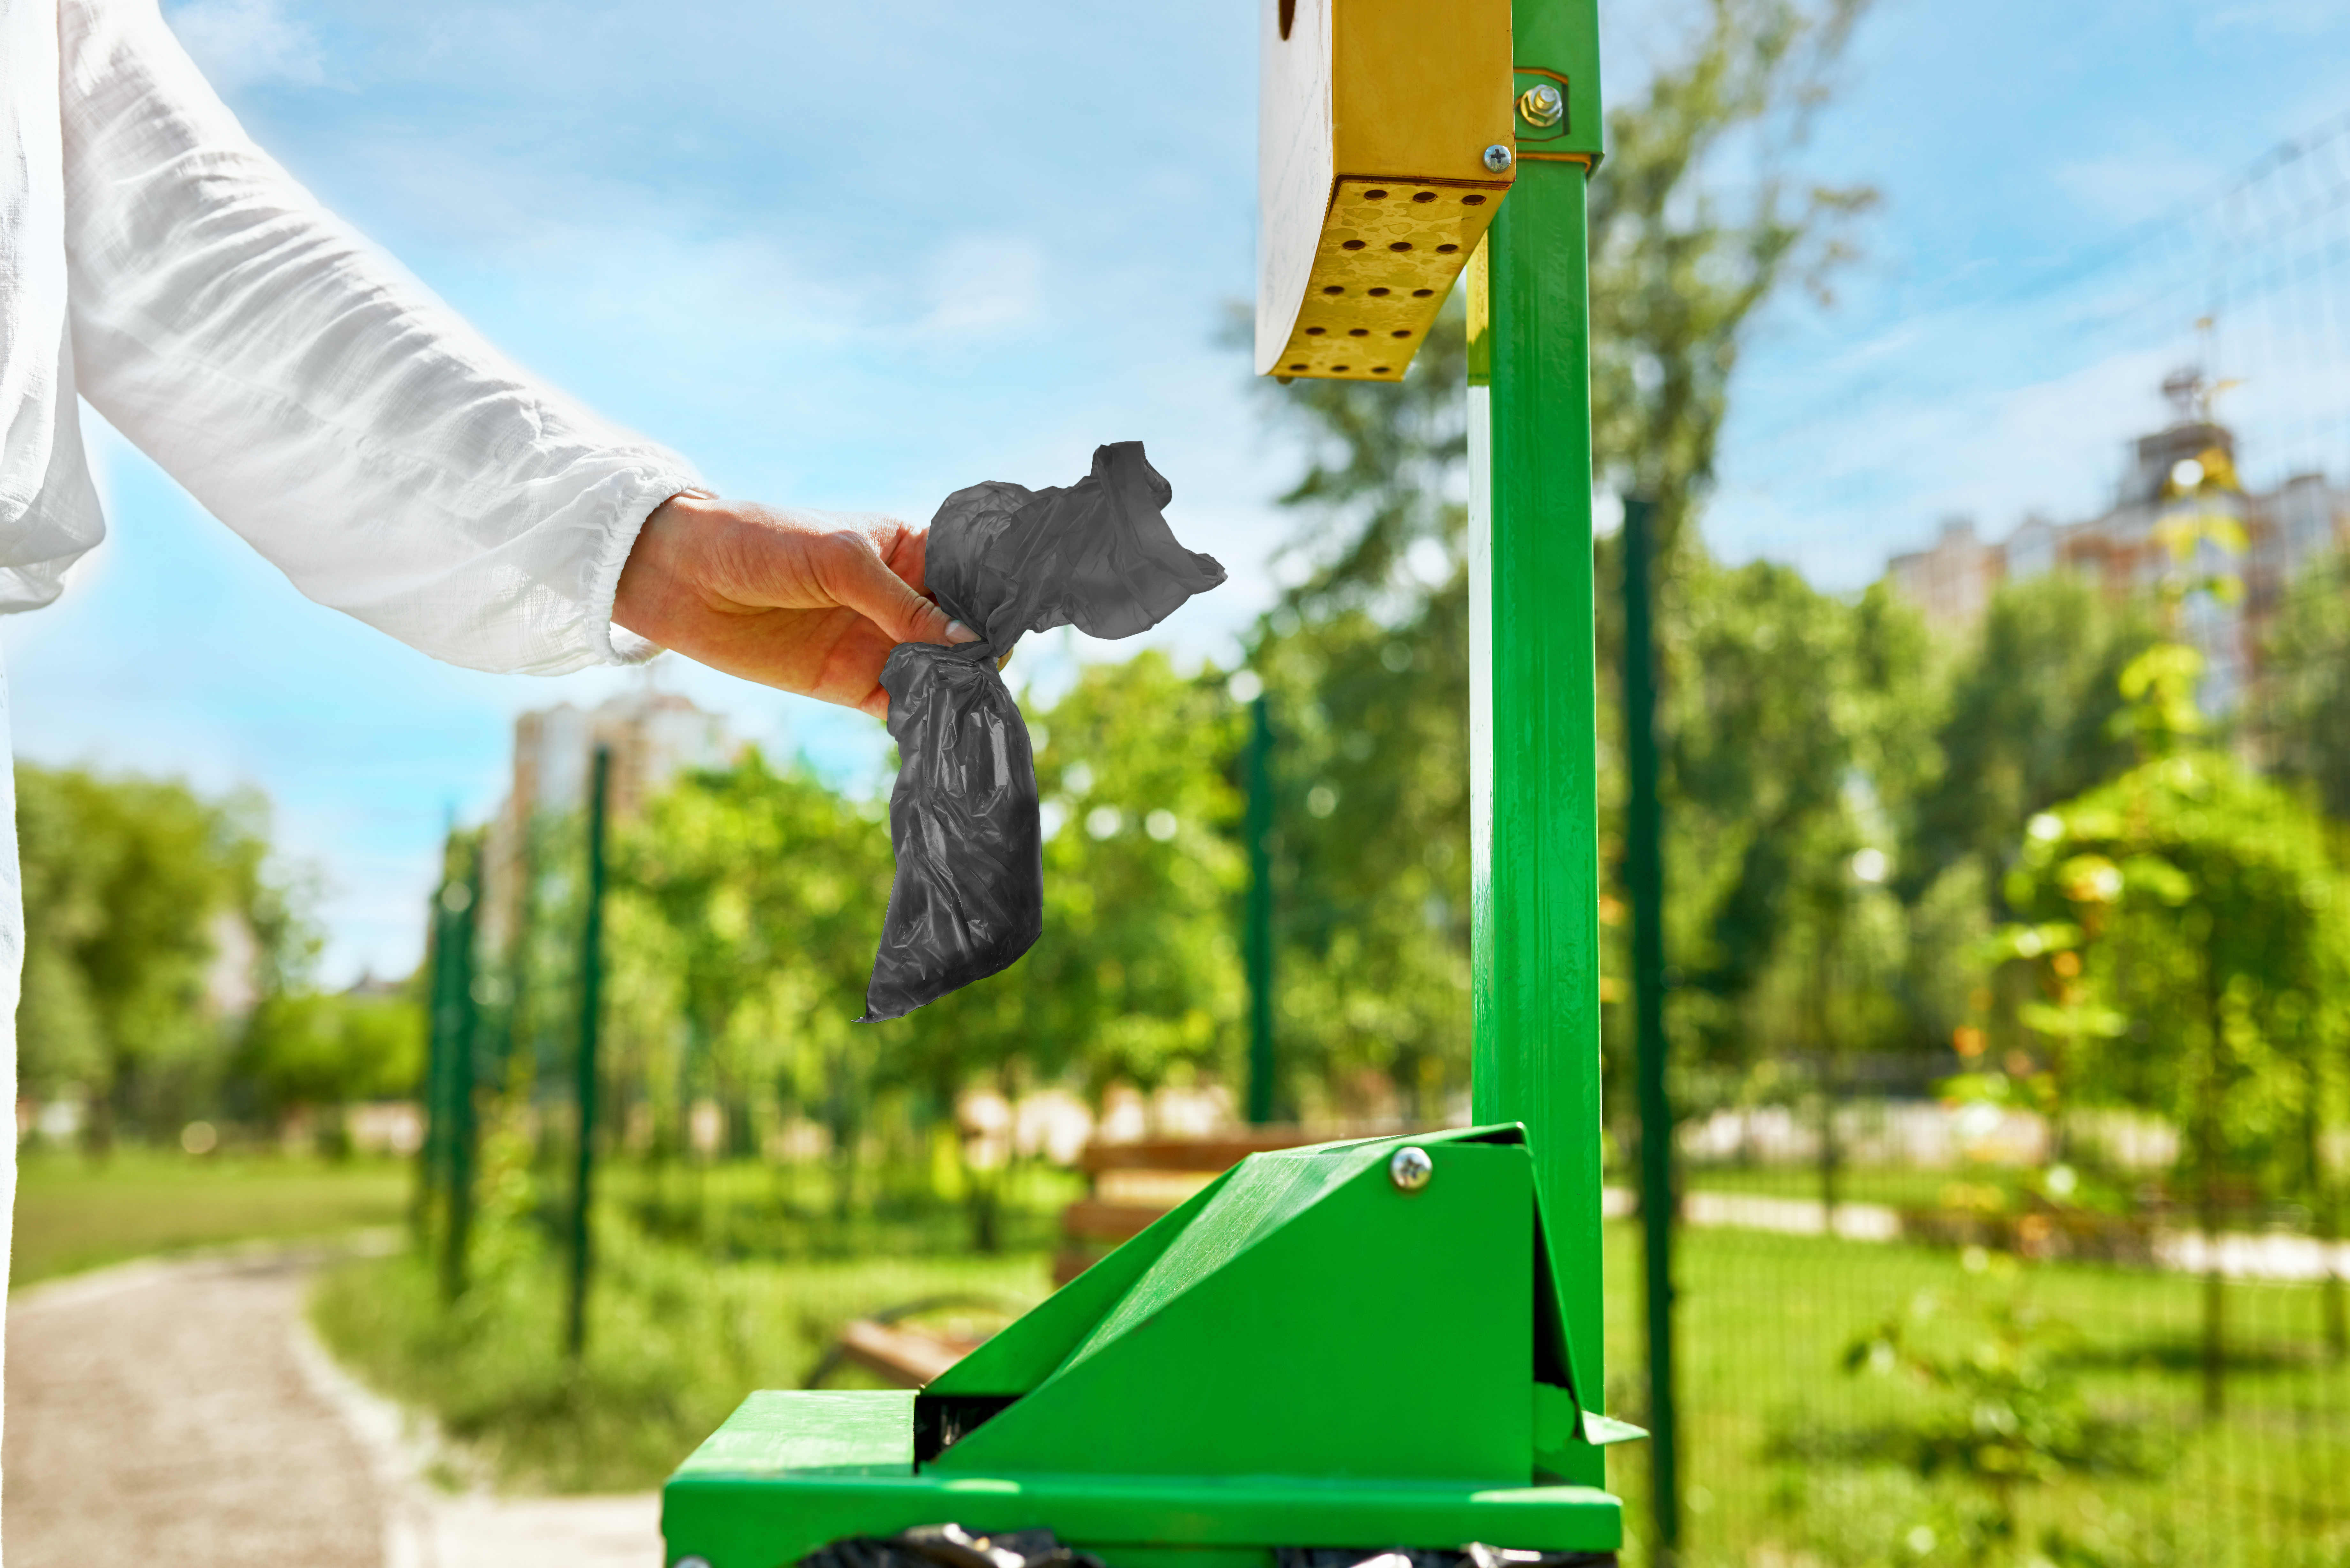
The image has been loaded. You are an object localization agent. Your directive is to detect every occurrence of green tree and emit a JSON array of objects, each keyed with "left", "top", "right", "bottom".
[
  {"left": 1904, "top": 573, "right": 2154, "bottom": 906},
  {"left": 600, "top": 657, "right": 1245, "bottom": 1249},
  {"left": 2254, "top": 545, "right": 2350, "bottom": 1354},
  {"left": 894, "top": 651, "right": 1246, "bottom": 1246},
  {"left": 1661, "top": 561, "right": 1931, "bottom": 1045},
  {"left": 2001, "top": 747, "right": 2350, "bottom": 1409},
  {"left": 2261, "top": 546, "right": 2350, "bottom": 826},
  {"left": 1255, "top": 593, "right": 1473, "bottom": 1122},
  {"left": 237, "top": 988, "right": 427, "bottom": 1135},
  {"left": 1648, "top": 559, "right": 1935, "bottom": 1206},
  {"left": 16, "top": 765, "right": 306, "bottom": 1148},
  {"left": 1589, "top": 0, "right": 1877, "bottom": 566},
  {"left": 612, "top": 751, "right": 891, "bottom": 1213}
]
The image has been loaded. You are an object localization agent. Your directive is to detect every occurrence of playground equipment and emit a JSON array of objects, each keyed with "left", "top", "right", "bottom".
[{"left": 662, "top": 0, "right": 1626, "bottom": 1561}]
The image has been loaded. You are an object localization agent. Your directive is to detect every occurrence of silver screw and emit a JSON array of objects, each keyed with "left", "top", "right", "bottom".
[
  {"left": 1482, "top": 144, "right": 1515, "bottom": 173},
  {"left": 1519, "top": 82, "right": 1565, "bottom": 128},
  {"left": 1389, "top": 1145, "right": 1434, "bottom": 1193},
  {"left": 674, "top": 1558, "right": 713, "bottom": 1568}
]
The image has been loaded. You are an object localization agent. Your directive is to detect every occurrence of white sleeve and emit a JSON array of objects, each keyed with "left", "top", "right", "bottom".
[{"left": 57, "top": 0, "right": 702, "bottom": 674}]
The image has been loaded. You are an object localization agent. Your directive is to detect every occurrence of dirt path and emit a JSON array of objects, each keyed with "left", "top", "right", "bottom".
[
  {"left": 6, "top": 1250, "right": 384, "bottom": 1568},
  {"left": 4, "top": 1247, "right": 662, "bottom": 1568}
]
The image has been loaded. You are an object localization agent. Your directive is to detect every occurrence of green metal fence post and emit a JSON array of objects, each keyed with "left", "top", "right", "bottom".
[
  {"left": 1470, "top": 0, "right": 1607, "bottom": 1489},
  {"left": 1622, "top": 495, "right": 1681, "bottom": 1558},
  {"left": 439, "top": 842, "right": 482, "bottom": 1303},
  {"left": 416, "top": 880, "right": 450, "bottom": 1240},
  {"left": 567, "top": 743, "right": 611, "bottom": 1361},
  {"left": 1245, "top": 693, "right": 1277, "bottom": 1126}
]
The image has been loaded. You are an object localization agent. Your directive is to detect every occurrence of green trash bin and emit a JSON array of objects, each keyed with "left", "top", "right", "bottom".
[{"left": 661, "top": 1128, "right": 1638, "bottom": 1568}]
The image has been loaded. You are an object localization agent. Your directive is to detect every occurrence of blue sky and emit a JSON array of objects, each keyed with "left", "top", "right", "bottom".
[{"left": 7, "top": 0, "right": 2349, "bottom": 983}]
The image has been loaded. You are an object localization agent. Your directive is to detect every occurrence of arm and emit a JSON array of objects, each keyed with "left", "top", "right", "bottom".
[{"left": 58, "top": 0, "right": 956, "bottom": 700}]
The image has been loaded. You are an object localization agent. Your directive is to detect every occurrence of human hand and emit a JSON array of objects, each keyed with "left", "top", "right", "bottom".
[{"left": 613, "top": 493, "right": 976, "bottom": 719}]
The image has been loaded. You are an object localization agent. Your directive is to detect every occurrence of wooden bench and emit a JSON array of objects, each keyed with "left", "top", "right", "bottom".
[
  {"left": 812, "top": 1127, "right": 1426, "bottom": 1388},
  {"left": 802, "top": 1294, "right": 1026, "bottom": 1390},
  {"left": 1053, "top": 1127, "right": 1399, "bottom": 1285}
]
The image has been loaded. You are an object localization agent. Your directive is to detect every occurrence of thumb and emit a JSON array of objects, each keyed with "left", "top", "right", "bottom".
[{"left": 823, "top": 534, "right": 975, "bottom": 646}]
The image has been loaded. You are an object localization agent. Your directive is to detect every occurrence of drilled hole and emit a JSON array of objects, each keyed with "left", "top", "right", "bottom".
[
  {"left": 1305, "top": 326, "right": 1326, "bottom": 335},
  {"left": 1372, "top": 366, "right": 1391, "bottom": 373},
  {"left": 1462, "top": 193, "right": 1487, "bottom": 206},
  {"left": 1413, "top": 190, "right": 1437, "bottom": 203},
  {"left": 1347, "top": 328, "right": 1368, "bottom": 337},
  {"left": 1368, "top": 287, "right": 1391, "bottom": 297},
  {"left": 1288, "top": 362, "right": 1307, "bottom": 371},
  {"left": 1389, "top": 241, "right": 1413, "bottom": 252},
  {"left": 1435, "top": 243, "right": 1459, "bottom": 254},
  {"left": 1412, "top": 288, "right": 1435, "bottom": 298},
  {"left": 1341, "top": 239, "right": 1366, "bottom": 251},
  {"left": 1332, "top": 364, "right": 1351, "bottom": 371},
  {"left": 1391, "top": 329, "right": 1412, "bottom": 338},
  {"left": 1364, "top": 188, "right": 1389, "bottom": 200},
  {"left": 1323, "top": 284, "right": 1345, "bottom": 295}
]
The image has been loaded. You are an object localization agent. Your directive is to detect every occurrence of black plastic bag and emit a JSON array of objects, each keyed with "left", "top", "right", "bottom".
[{"left": 862, "top": 442, "right": 1224, "bottom": 1021}]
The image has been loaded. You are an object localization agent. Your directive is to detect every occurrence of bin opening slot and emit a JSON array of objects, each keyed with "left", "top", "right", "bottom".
[{"left": 914, "top": 1393, "right": 1021, "bottom": 1462}]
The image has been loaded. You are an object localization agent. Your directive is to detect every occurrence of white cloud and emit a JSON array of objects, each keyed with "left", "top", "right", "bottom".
[
  {"left": 2050, "top": 149, "right": 2229, "bottom": 229},
  {"left": 1708, "top": 343, "right": 2182, "bottom": 588},
  {"left": 2197, "top": 0, "right": 2345, "bottom": 41},
  {"left": 166, "top": 0, "right": 323, "bottom": 93},
  {"left": 915, "top": 234, "right": 1048, "bottom": 339}
]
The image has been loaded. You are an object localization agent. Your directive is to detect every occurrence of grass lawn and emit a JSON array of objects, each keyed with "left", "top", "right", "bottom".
[
  {"left": 313, "top": 1220, "right": 1050, "bottom": 1493},
  {"left": 1598, "top": 1222, "right": 2350, "bottom": 1568},
  {"left": 11, "top": 1148, "right": 410, "bottom": 1287}
]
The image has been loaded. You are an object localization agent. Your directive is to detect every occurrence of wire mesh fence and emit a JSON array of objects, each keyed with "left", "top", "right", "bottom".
[{"left": 1600, "top": 1162, "right": 2349, "bottom": 1568}]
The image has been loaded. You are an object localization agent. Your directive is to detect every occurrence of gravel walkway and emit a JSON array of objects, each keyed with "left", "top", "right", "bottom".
[
  {"left": 6, "top": 1250, "right": 384, "bottom": 1567},
  {"left": 4, "top": 1247, "right": 662, "bottom": 1568}
]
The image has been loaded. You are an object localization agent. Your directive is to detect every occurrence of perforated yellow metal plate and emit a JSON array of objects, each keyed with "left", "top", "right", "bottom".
[
  {"left": 1268, "top": 179, "right": 1506, "bottom": 382},
  {"left": 1256, "top": 0, "right": 1515, "bottom": 381}
]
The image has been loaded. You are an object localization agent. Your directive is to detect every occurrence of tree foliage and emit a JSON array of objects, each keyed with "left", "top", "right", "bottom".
[
  {"left": 1904, "top": 573, "right": 2155, "bottom": 908},
  {"left": 2260, "top": 546, "right": 2350, "bottom": 825},
  {"left": 589, "top": 653, "right": 1244, "bottom": 1236},
  {"left": 1589, "top": 0, "right": 1877, "bottom": 565},
  {"left": 2000, "top": 750, "right": 2347, "bottom": 1194},
  {"left": 934, "top": 650, "right": 1245, "bottom": 1101},
  {"left": 1656, "top": 556, "right": 1934, "bottom": 1067},
  {"left": 16, "top": 764, "right": 314, "bottom": 1143},
  {"left": 237, "top": 989, "right": 427, "bottom": 1121},
  {"left": 613, "top": 752, "right": 886, "bottom": 1150}
]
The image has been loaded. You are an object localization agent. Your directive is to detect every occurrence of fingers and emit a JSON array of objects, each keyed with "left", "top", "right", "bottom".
[{"left": 820, "top": 528, "right": 976, "bottom": 647}]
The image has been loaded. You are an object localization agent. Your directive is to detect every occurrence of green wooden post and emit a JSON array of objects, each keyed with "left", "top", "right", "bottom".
[
  {"left": 567, "top": 744, "right": 611, "bottom": 1361},
  {"left": 1622, "top": 496, "right": 1681, "bottom": 1557},
  {"left": 1244, "top": 693, "right": 1277, "bottom": 1125},
  {"left": 439, "top": 842, "right": 482, "bottom": 1303},
  {"left": 1468, "top": 0, "right": 1607, "bottom": 1490}
]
